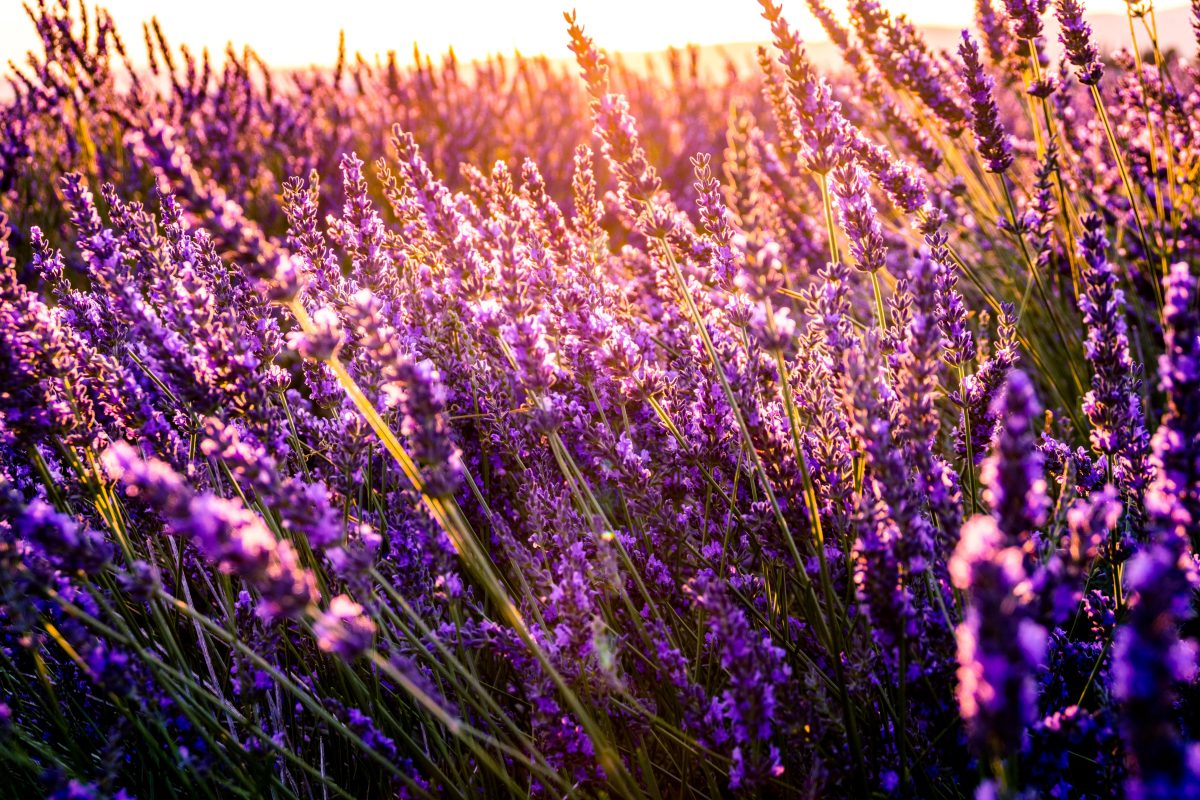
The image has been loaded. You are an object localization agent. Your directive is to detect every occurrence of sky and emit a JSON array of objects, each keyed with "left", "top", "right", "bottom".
[{"left": 0, "top": 0, "right": 1188, "bottom": 68}]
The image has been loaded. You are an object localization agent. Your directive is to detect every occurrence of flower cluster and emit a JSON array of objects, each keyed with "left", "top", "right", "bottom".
[{"left": 1, "top": 0, "right": 1198, "bottom": 797}]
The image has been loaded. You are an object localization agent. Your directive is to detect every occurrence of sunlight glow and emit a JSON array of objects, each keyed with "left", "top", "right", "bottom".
[{"left": 0, "top": 0, "right": 1183, "bottom": 67}]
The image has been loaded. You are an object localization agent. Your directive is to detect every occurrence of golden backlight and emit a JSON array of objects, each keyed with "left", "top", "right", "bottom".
[{"left": 0, "top": 0, "right": 1170, "bottom": 68}]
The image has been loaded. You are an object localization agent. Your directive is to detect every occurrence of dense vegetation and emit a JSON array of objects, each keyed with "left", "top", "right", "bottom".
[{"left": 2, "top": 0, "right": 1200, "bottom": 797}]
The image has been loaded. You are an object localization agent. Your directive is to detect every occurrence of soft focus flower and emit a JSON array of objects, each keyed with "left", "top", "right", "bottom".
[
  {"left": 979, "top": 369, "right": 1047, "bottom": 544},
  {"left": 287, "top": 305, "right": 344, "bottom": 361},
  {"left": 314, "top": 595, "right": 376, "bottom": 659},
  {"left": 952, "top": 516, "right": 1047, "bottom": 760}
]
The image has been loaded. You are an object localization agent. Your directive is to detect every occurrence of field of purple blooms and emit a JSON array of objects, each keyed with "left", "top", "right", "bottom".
[{"left": 1, "top": 0, "right": 1199, "bottom": 797}]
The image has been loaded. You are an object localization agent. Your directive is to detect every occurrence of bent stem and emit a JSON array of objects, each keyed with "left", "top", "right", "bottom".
[
  {"left": 285, "top": 300, "right": 639, "bottom": 797},
  {"left": 655, "top": 241, "right": 867, "bottom": 788},
  {"left": 1087, "top": 85, "right": 1164, "bottom": 314}
]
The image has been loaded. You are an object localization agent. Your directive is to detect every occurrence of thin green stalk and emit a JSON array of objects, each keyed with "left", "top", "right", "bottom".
[
  {"left": 998, "top": 178, "right": 1085, "bottom": 394},
  {"left": 958, "top": 364, "right": 979, "bottom": 519},
  {"left": 819, "top": 172, "right": 841, "bottom": 266},
  {"left": 870, "top": 269, "right": 888, "bottom": 332},
  {"left": 1087, "top": 83, "right": 1164, "bottom": 313},
  {"left": 47, "top": 587, "right": 360, "bottom": 800},
  {"left": 285, "top": 300, "right": 640, "bottom": 797},
  {"left": 656, "top": 235, "right": 868, "bottom": 789},
  {"left": 160, "top": 590, "right": 440, "bottom": 800}
]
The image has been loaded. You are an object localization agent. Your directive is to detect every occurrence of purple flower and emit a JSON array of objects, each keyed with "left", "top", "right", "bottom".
[
  {"left": 759, "top": 0, "right": 851, "bottom": 174},
  {"left": 894, "top": 252, "right": 962, "bottom": 542},
  {"left": 46, "top": 778, "right": 134, "bottom": 800},
  {"left": 1055, "top": 0, "right": 1103, "bottom": 85},
  {"left": 343, "top": 290, "right": 463, "bottom": 496},
  {"left": 1147, "top": 263, "right": 1200, "bottom": 550},
  {"left": 287, "top": 305, "right": 344, "bottom": 362},
  {"left": 280, "top": 478, "right": 343, "bottom": 550},
  {"left": 1040, "top": 433, "right": 1108, "bottom": 496},
  {"left": 691, "top": 153, "right": 736, "bottom": 289},
  {"left": 1113, "top": 544, "right": 1200, "bottom": 800},
  {"left": 1078, "top": 214, "right": 1150, "bottom": 498},
  {"left": 200, "top": 416, "right": 278, "bottom": 493},
  {"left": 1004, "top": 0, "right": 1049, "bottom": 39},
  {"left": 976, "top": 0, "right": 1015, "bottom": 67},
  {"left": 256, "top": 251, "right": 305, "bottom": 303},
  {"left": 951, "top": 515, "right": 1047, "bottom": 760},
  {"left": 314, "top": 594, "right": 376, "bottom": 659},
  {"left": 958, "top": 32, "right": 1014, "bottom": 173},
  {"left": 953, "top": 303, "right": 1019, "bottom": 462},
  {"left": 853, "top": 490, "right": 915, "bottom": 665},
  {"left": 979, "top": 369, "right": 1048, "bottom": 544},
  {"left": 924, "top": 211, "right": 976, "bottom": 367},
  {"left": 1111, "top": 262, "right": 1200, "bottom": 799},
  {"left": 687, "top": 575, "right": 789, "bottom": 791},
  {"left": 102, "top": 442, "right": 319, "bottom": 622},
  {"left": 11, "top": 498, "right": 112, "bottom": 572},
  {"left": 831, "top": 162, "right": 886, "bottom": 273},
  {"left": 748, "top": 303, "right": 796, "bottom": 352},
  {"left": 848, "top": 0, "right": 968, "bottom": 135},
  {"left": 846, "top": 339, "right": 936, "bottom": 575}
]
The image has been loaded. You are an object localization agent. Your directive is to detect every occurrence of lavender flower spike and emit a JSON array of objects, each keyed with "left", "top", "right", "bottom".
[
  {"left": 1004, "top": 0, "right": 1049, "bottom": 39},
  {"left": 1054, "top": 0, "right": 1103, "bottom": 86},
  {"left": 1113, "top": 545, "right": 1200, "bottom": 800},
  {"left": 1147, "top": 263, "right": 1200, "bottom": 550},
  {"left": 958, "top": 32, "right": 1013, "bottom": 173},
  {"left": 1078, "top": 214, "right": 1151, "bottom": 499},
  {"left": 951, "top": 515, "right": 1047, "bottom": 762},
  {"left": 979, "top": 369, "right": 1048, "bottom": 545},
  {"left": 1112, "top": 263, "right": 1200, "bottom": 800},
  {"left": 102, "top": 442, "right": 319, "bottom": 622},
  {"left": 952, "top": 370, "right": 1049, "bottom": 767},
  {"left": 344, "top": 290, "right": 463, "bottom": 496},
  {"left": 831, "top": 162, "right": 886, "bottom": 274},
  {"left": 314, "top": 595, "right": 377, "bottom": 659}
]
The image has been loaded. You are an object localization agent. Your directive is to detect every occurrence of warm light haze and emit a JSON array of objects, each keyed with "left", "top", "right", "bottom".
[
  {"left": 5, "top": 0, "right": 1200, "bottom": 795},
  {"left": 0, "top": 0, "right": 1184, "bottom": 66}
]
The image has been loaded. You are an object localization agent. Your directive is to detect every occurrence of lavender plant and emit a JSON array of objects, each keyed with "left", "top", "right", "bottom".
[{"left": 1, "top": 0, "right": 1199, "bottom": 797}]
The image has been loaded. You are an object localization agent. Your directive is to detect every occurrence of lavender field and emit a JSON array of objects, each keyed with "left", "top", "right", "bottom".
[{"left": 1, "top": 0, "right": 1199, "bottom": 796}]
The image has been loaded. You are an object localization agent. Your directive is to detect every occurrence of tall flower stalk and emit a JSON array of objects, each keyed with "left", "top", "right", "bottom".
[{"left": 0, "top": 1, "right": 1198, "bottom": 797}]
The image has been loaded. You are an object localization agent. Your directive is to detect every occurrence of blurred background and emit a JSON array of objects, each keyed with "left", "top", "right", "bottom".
[{"left": 2, "top": 0, "right": 1194, "bottom": 68}]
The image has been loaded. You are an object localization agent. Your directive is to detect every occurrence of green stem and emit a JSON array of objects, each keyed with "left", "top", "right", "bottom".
[
  {"left": 1088, "top": 84, "right": 1164, "bottom": 314},
  {"left": 286, "top": 301, "right": 639, "bottom": 797}
]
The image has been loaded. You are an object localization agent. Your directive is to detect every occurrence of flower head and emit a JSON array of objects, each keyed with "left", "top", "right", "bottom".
[
  {"left": 314, "top": 595, "right": 376, "bottom": 659},
  {"left": 1055, "top": 0, "right": 1103, "bottom": 85}
]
